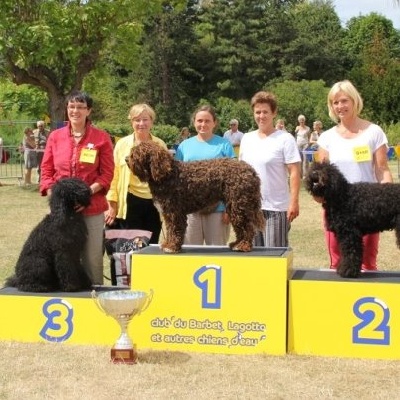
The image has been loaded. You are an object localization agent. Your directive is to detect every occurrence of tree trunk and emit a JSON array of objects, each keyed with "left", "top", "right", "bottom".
[{"left": 47, "top": 89, "right": 68, "bottom": 130}]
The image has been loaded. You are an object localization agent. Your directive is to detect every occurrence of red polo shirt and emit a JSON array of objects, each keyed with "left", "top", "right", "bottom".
[{"left": 40, "top": 121, "right": 115, "bottom": 216}]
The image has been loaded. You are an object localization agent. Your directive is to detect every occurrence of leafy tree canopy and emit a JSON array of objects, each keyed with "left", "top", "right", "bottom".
[{"left": 0, "top": 0, "right": 183, "bottom": 125}]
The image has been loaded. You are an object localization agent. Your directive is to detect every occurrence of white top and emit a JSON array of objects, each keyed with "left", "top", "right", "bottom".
[
  {"left": 318, "top": 124, "right": 388, "bottom": 183},
  {"left": 296, "top": 126, "right": 310, "bottom": 146},
  {"left": 223, "top": 130, "right": 244, "bottom": 146},
  {"left": 239, "top": 129, "right": 301, "bottom": 211}
]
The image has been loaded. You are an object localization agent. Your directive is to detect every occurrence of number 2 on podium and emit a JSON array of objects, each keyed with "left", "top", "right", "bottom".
[{"left": 352, "top": 296, "right": 390, "bottom": 345}]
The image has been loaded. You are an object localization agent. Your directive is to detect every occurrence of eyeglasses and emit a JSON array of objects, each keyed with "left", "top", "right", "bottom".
[{"left": 67, "top": 105, "right": 88, "bottom": 111}]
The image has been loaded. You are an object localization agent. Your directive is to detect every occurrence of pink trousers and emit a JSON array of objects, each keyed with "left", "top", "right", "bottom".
[{"left": 324, "top": 229, "right": 379, "bottom": 271}]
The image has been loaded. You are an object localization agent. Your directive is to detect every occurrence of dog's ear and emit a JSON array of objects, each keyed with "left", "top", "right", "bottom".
[
  {"left": 305, "top": 162, "right": 325, "bottom": 197},
  {"left": 126, "top": 146, "right": 151, "bottom": 182},
  {"left": 149, "top": 146, "right": 173, "bottom": 182}
]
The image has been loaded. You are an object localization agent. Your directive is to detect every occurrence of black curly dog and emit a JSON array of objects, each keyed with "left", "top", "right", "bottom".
[
  {"left": 305, "top": 161, "right": 400, "bottom": 278},
  {"left": 6, "top": 178, "right": 93, "bottom": 292}
]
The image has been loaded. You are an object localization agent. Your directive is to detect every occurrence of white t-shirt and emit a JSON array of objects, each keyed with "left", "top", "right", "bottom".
[
  {"left": 296, "top": 127, "right": 310, "bottom": 146},
  {"left": 239, "top": 129, "right": 301, "bottom": 211},
  {"left": 318, "top": 124, "right": 388, "bottom": 183},
  {"left": 223, "top": 130, "right": 244, "bottom": 146}
]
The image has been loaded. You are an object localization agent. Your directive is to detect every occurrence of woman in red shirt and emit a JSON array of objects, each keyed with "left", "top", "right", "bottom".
[{"left": 40, "top": 91, "right": 115, "bottom": 285}]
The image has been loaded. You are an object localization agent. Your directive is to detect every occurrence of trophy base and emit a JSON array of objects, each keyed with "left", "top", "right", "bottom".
[{"left": 111, "top": 346, "right": 137, "bottom": 365}]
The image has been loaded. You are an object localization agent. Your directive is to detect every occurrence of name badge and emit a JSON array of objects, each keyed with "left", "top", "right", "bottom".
[
  {"left": 80, "top": 148, "right": 97, "bottom": 164},
  {"left": 353, "top": 145, "right": 371, "bottom": 162}
]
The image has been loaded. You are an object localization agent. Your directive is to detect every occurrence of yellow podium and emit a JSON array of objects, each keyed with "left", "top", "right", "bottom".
[
  {"left": 288, "top": 269, "right": 400, "bottom": 359},
  {"left": 0, "top": 287, "right": 129, "bottom": 345},
  {"left": 130, "top": 246, "right": 292, "bottom": 355}
]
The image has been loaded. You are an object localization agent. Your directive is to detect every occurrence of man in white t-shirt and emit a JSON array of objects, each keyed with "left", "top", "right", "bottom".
[{"left": 223, "top": 119, "right": 243, "bottom": 155}]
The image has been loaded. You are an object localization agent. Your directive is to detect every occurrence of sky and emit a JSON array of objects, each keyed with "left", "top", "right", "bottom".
[{"left": 333, "top": 0, "right": 400, "bottom": 29}]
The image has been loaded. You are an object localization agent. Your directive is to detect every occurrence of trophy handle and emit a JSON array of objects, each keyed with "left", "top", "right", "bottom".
[
  {"left": 91, "top": 290, "right": 107, "bottom": 315},
  {"left": 139, "top": 289, "right": 154, "bottom": 315}
]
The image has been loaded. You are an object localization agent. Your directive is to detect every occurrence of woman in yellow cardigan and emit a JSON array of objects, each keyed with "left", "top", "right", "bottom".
[{"left": 105, "top": 103, "right": 167, "bottom": 244}]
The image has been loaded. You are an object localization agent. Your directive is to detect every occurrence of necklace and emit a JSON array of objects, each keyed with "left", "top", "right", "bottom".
[{"left": 71, "top": 130, "right": 84, "bottom": 138}]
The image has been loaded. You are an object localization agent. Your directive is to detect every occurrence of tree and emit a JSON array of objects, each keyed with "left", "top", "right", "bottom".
[
  {"left": 343, "top": 14, "right": 400, "bottom": 124},
  {"left": 343, "top": 13, "right": 400, "bottom": 69},
  {"left": 271, "top": 80, "right": 330, "bottom": 132},
  {"left": 84, "top": 0, "right": 199, "bottom": 127},
  {"left": 136, "top": 1, "right": 201, "bottom": 125},
  {"left": 0, "top": 79, "right": 47, "bottom": 122},
  {"left": 349, "top": 32, "right": 400, "bottom": 125},
  {"left": 284, "top": 0, "right": 346, "bottom": 84},
  {"left": 0, "top": 0, "right": 172, "bottom": 127},
  {"left": 195, "top": 0, "right": 301, "bottom": 100}
]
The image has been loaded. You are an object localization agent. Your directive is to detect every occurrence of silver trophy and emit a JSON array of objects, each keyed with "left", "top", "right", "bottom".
[{"left": 92, "top": 289, "right": 153, "bottom": 364}]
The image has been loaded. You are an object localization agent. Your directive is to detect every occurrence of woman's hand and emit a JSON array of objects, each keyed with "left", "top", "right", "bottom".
[
  {"left": 74, "top": 204, "right": 86, "bottom": 213},
  {"left": 104, "top": 201, "right": 117, "bottom": 225},
  {"left": 222, "top": 212, "right": 230, "bottom": 224}
]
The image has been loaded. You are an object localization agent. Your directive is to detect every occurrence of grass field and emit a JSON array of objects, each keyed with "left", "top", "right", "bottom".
[{"left": 0, "top": 162, "right": 400, "bottom": 399}]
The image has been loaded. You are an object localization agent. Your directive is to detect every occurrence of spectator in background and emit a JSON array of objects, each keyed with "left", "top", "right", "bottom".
[
  {"left": 309, "top": 120, "right": 323, "bottom": 150},
  {"left": 176, "top": 105, "right": 235, "bottom": 246},
  {"left": 40, "top": 91, "right": 114, "bottom": 285},
  {"left": 22, "top": 126, "right": 38, "bottom": 185},
  {"left": 176, "top": 127, "right": 190, "bottom": 144},
  {"left": 275, "top": 118, "right": 289, "bottom": 133},
  {"left": 240, "top": 91, "right": 301, "bottom": 247},
  {"left": 172, "top": 126, "right": 191, "bottom": 154},
  {"left": 316, "top": 79, "right": 393, "bottom": 272},
  {"left": 223, "top": 118, "right": 244, "bottom": 156},
  {"left": 0, "top": 136, "right": 3, "bottom": 163},
  {"left": 33, "top": 120, "right": 49, "bottom": 182},
  {"left": 105, "top": 103, "right": 167, "bottom": 245},
  {"left": 294, "top": 114, "right": 311, "bottom": 178}
]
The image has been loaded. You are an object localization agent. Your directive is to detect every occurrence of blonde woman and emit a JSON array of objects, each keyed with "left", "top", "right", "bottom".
[
  {"left": 316, "top": 80, "right": 393, "bottom": 271},
  {"left": 22, "top": 126, "right": 38, "bottom": 184},
  {"left": 105, "top": 103, "right": 167, "bottom": 244},
  {"left": 309, "top": 120, "right": 323, "bottom": 150},
  {"left": 294, "top": 114, "right": 311, "bottom": 177}
]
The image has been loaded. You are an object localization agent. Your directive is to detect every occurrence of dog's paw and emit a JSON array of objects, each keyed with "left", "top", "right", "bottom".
[
  {"left": 162, "top": 247, "right": 181, "bottom": 254},
  {"left": 228, "top": 241, "right": 238, "bottom": 249},
  {"left": 161, "top": 242, "right": 181, "bottom": 254},
  {"left": 230, "top": 241, "right": 252, "bottom": 252}
]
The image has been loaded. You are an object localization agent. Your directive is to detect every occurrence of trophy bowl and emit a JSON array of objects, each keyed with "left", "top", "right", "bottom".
[{"left": 92, "top": 289, "right": 153, "bottom": 364}]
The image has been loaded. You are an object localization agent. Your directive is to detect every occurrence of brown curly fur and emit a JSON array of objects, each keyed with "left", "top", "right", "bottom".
[{"left": 127, "top": 141, "right": 265, "bottom": 253}]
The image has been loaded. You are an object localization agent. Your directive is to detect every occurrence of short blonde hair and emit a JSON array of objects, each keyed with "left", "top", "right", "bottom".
[
  {"left": 297, "top": 114, "right": 306, "bottom": 122},
  {"left": 128, "top": 103, "right": 156, "bottom": 122},
  {"left": 327, "top": 80, "right": 363, "bottom": 123}
]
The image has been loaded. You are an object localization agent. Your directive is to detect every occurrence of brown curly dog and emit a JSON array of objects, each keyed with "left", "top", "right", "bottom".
[{"left": 127, "top": 141, "right": 265, "bottom": 253}]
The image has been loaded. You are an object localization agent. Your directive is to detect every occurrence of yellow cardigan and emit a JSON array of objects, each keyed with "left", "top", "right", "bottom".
[{"left": 106, "top": 134, "right": 167, "bottom": 220}]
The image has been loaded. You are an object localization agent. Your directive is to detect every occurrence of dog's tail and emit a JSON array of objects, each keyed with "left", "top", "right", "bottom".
[{"left": 4, "top": 275, "right": 18, "bottom": 287}]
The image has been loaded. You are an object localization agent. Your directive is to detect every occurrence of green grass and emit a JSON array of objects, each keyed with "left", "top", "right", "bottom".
[
  {"left": 0, "top": 161, "right": 400, "bottom": 400},
  {"left": 1, "top": 160, "right": 400, "bottom": 284}
]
